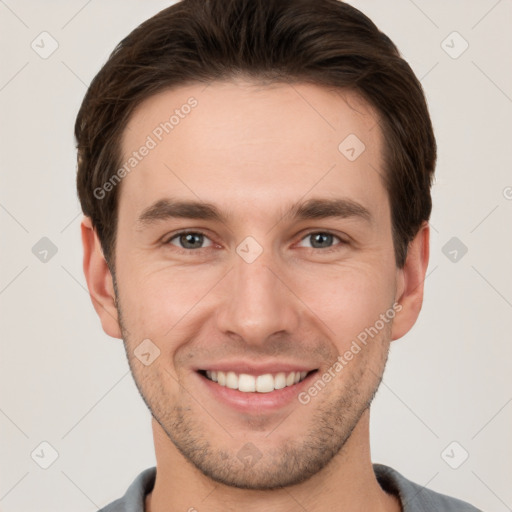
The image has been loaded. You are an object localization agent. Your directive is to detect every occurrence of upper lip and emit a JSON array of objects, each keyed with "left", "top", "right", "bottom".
[{"left": 195, "top": 360, "right": 318, "bottom": 376}]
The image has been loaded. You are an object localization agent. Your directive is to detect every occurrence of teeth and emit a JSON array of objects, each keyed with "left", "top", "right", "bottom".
[
  {"left": 239, "top": 373, "right": 256, "bottom": 392},
  {"left": 256, "top": 374, "right": 274, "bottom": 393},
  {"left": 217, "top": 371, "right": 226, "bottom": 386},
  {"left": 204, "top": 370, "right": 309, "bottom": 393},
  {"left": 274, "top": 372, "right": 286, "bottom": 390},
  {"left": 226, "top": 371, "right": 238, "bottom": 390}
]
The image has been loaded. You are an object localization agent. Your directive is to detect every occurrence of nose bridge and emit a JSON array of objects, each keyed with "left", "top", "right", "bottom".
[{"left": 215, "top": 247, "right": 299, "bottom": 344}]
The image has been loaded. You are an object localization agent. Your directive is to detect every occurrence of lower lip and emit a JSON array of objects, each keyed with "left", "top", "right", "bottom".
[{"left": 196, "top": 371, "right": 318, "bottom": 413}]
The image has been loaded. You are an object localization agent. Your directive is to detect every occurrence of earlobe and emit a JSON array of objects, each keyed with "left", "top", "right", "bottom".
[
  {"left": 81, "top": 216, "right": 122, "bottom": 339},
  {"left": 391, "top": 221, "right": 430, "bottom": 341}
]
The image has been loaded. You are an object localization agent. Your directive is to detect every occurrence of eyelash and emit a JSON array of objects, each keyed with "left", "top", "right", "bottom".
[{"left": 163, "top": 230, "right": 348, "bottom": 255}]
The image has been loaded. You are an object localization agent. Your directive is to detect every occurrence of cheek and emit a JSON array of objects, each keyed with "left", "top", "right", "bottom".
[
  {"left": 117, "top": 249, "right": 397, "bottom": 349},
  {"left": 295, "top": 263, "right": 395, "bottom": 343},
  {"left": 117, "top": 263, "right": 220, "bottom": 339}
]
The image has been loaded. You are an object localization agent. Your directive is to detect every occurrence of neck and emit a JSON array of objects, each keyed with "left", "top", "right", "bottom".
[{"left": 144, "top": 410, "right": 401, "bottom": 512}]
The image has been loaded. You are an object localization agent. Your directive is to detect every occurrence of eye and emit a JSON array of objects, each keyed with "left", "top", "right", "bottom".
[
  {"left": 163, "top": 230, "right": 347, "bottom": 254},
  {"left": 166, "top": 231, "right": 213, "bottom": 250},
  {"left": 296, "top": 231, "right": 345, "bottom": 250}
]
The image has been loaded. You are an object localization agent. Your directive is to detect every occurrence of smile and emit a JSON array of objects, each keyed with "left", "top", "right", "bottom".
[{"left": 200, "top": 370, "right": 311, "bottom": 393}]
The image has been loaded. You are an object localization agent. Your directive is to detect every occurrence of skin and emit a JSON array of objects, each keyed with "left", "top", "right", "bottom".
[{"left": 82, "top": 79, "right": 429, "bottom": 512}]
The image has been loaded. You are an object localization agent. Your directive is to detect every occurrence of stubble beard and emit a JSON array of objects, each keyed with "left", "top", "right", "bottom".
[{"left": 114, "top": 281, "right": 391, "bottom": 490}]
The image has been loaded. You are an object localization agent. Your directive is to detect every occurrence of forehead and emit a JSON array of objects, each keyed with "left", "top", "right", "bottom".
[{"left": 118, "top": 79, "right": 388, "bottom": 224}]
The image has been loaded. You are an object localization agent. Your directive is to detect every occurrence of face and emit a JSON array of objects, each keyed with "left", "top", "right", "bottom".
[{"left": 101, "top": 80, "right": 412, "bottom": 489}]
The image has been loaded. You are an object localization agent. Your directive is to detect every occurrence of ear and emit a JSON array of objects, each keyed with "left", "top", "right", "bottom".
[
  {"left": 81, "top": 216, "right": 122, "bottom": 339},
  {"left": 391, "top": 221, "right": 430, "bottom": 341}
]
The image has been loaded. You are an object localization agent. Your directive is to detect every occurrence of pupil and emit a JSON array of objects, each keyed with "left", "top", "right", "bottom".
[
  {"left": 312, "top": 233, "right": 332, "bottom": 248},
  {"left": 182, "top": 233, "right": 202, "bottom": 249}
]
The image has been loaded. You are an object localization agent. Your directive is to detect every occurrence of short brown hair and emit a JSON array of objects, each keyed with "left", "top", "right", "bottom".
[{"left": 75, "top": 0, "right": 436, "bottom": 270}]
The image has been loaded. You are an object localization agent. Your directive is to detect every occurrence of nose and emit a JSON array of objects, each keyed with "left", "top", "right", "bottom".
[{"left": 215, "top": 249, "right": 301, "bottom": 346}]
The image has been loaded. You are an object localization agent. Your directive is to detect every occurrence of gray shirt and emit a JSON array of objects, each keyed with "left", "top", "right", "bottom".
[{"left": 99, "top": 463, "right": 482, "bottom": 511}]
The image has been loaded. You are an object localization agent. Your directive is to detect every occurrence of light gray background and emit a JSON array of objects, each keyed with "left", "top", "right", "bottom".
[{"left": 1, "top": 1, "right": 511, "bottom": 511}]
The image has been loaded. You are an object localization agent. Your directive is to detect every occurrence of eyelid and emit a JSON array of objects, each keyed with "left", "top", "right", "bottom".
[
  {"left": 295, "top": 230, "right": 346, "bottom": 249},
  {"left": 164, "top": 229, "right": 348, "bottom": 252},
  {"left": 164, "top": 229, "right": 216, "bottom": 249}
]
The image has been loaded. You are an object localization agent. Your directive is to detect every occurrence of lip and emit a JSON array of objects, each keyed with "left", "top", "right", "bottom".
[
  {"left": 193, "top": 360, "right": 317, "bottom": 376},
  {"left": 195, "top": 368, "right": 318, "bottom": 413}
]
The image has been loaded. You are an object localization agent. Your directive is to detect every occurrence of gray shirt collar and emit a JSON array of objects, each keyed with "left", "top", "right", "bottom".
[{"left": 99, "top": 463, "right": 481, "bottom": 511}]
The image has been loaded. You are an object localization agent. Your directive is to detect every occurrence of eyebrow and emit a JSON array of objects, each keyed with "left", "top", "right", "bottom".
[{"left": 136, "top": 197, "right": 372, "bottom": 228}]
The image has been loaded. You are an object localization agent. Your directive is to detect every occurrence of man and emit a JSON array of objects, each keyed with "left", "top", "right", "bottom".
[{"left": 76, "top": 0, "right": 481, "bottom": 510}]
